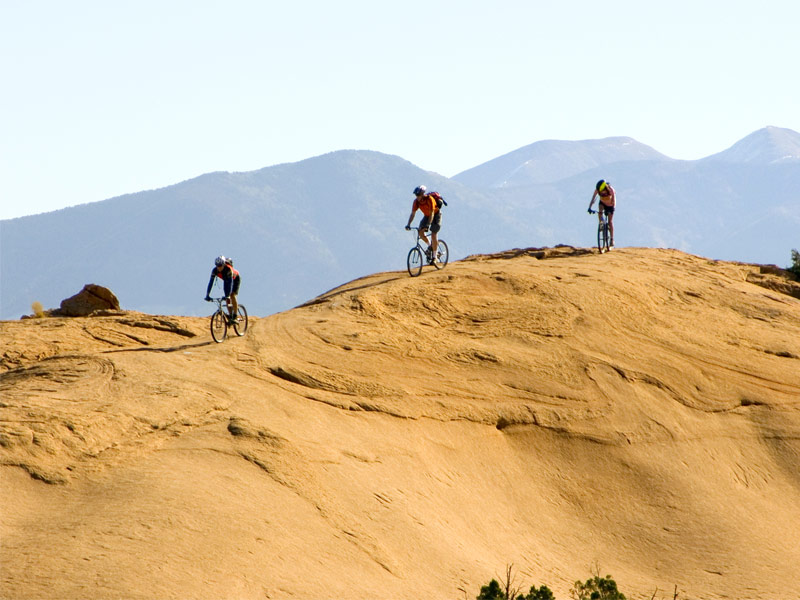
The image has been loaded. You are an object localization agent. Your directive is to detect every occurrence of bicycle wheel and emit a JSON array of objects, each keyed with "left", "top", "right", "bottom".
[
  {"left": 210, "top": 310, "right": 228, "bottom": 343},
  {"left": 596, "top": 222, "right": 603, "bottom": 252},
  {"left": 433, "top": 240, "right": 449, "bottom": 269},
  {"left": 597, "top": 221, "right": 609, "bottom": 253},
  {"left": 407, "top": 246, "right": 424, "bottom": 277},
  {"left": 233, "top": 305, "right": 248, "bottom": 336}
]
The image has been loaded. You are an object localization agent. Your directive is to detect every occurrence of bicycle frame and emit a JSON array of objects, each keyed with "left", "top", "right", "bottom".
[
  {"left": 413, "top": 227, "right": 431, "bottom": 251},
  {"left": 208, "top": 296, "right": 233, "bottom": 317},
  {"left": 207, "top": 295, "right": 248, "bottom": 342},
  {"left": 406, "top": 227, "right": 449, "bottom": 276}
]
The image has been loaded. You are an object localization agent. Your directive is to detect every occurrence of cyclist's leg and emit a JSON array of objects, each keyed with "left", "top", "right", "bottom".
[
  {"left": 223, "top": 278, "right": 234, "bottom": 317},
  {"left": 430, "top": 212, "right": 442, "bottom": 257},
  {"left": 606, "top": 206, "right": 615, "bottom": 244},
  {"left": 230, "top": 276, "right": 240, "bottom": 317},
  {"left": 418, "top": 215, "right": 431, "bottom": 247}
]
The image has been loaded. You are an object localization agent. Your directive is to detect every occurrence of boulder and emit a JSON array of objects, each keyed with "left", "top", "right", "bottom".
[{"left": 56, "top": 284, "right": 121, "bottom": 317}]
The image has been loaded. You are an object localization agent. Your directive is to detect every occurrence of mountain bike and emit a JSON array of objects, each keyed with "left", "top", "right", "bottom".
[
  {"left": 589, "top": 209, "right": 610, "bottom": 254},
  {"left": 406, "top": 227, "right": 449, "bottom": 277},
  {"left": 206, "top": 297, "right": 248, "bottom": 343}
]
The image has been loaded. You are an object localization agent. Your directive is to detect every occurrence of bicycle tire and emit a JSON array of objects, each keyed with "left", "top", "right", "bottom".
[
  {"left": 596, "top": 223, "right": 600, "bottom": 252},
  {"left": 233, "top": 305, "right": 248, "bottom": 336},
  {"left": 597, "top": 221, "right": 603, "bottom": 252},
  {"left": 211, "top": 310, "right": 228, "bottom": 343},
  {"left": 407, "top": 246, "right": 424, "bottom": 277},
  {"left": 433, "top": 240, "right": 449, "bottom": 269},
  {"left": 597, "top": 221, "right": 609, "bottom": 253}
]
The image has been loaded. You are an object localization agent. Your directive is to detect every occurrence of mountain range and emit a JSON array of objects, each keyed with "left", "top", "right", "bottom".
[{"left": 2, "top": 126, "right": 799, "bottom": 320}]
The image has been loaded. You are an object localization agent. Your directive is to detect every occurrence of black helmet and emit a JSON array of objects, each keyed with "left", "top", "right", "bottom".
[
  {"left": 596, "top": 179, "right": 607, "bottom": 192},
  {"left": 214, "top": 255, "right": 226, "bottom": 266},
  {"left": 413, "top": 185, "right": 427, "bottom": 196}
]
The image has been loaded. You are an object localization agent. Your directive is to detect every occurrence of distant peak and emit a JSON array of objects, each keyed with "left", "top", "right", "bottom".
[
  {"left": 453, "top": 136, "right": 668, "bottom": 188},
  {"left": 703, "top": 126, "right": 800, "bottom": 164}
]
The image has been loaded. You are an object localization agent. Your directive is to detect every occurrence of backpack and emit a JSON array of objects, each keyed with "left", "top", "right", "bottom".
[{"left": 429, "top": 191, "right": 447, "bottom": 209}]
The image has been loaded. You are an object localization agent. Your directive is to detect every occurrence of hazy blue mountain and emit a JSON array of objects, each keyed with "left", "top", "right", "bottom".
[
  {"left": 0, "top": 151, "right": 495, "bottom": 320},
  {"left": 2, "top": 129, "right": 799, "bottom": 320},
  {"left": 488, "top": 159, "right": 800, "bottom": 267},
  {"left": 701, "top": 126, "right": 800, "bottom": 164},
  {"left": 452, "top": 137, "right": 670, "bottom": 188},
  {"left": 450, "top": 126, "right": 799, "bottom": 267}
]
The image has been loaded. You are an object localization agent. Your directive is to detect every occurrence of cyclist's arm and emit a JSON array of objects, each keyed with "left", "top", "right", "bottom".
[
  {"left": 588, "top": 190, "right": 598, "bottom": 210},
  {"left": 406, "top": 208, "right": 417, "bottom": 228},
  {"left": 206, "top": 273, "right": 216, "bottom": 297}
]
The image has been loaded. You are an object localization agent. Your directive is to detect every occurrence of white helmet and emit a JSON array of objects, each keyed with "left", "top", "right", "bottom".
[
  {"left": 413, "top": 185, "right": 427, "bottom": 196},
  {"left": 214, "top": 255, "right": 226, "bottom": 266}
]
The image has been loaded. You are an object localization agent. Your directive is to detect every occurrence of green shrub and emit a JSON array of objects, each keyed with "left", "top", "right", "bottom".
[
  {"left": 476, "top": 565, "right": 555, "bottom": 600},
  {"left": 477, "top": 579, "right": 505, "bottom": 600},
  {"left": 521, "top": 584, "right": 556, "bottom": 600},
  {"left": 476, "top": 565, "right": 627, "bottom": 600},
  {"left": 788, "top": 249, "right": 800, "bottom": 279},
  {"left": 570, "top": 574, "right": 626, "bottom": 600},
  {"left": 476, "top": 578, "right": 555, "bottom": 600}
]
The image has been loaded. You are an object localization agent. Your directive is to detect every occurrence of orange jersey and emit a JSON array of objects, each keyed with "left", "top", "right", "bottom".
[{"left": 413, "top": 194, "right": 438, "bottom": 217}]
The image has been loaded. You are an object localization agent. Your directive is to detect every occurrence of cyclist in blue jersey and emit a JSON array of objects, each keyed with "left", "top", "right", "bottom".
[{"left": 205, "top": 256, "right": 241, "bottom": 323}]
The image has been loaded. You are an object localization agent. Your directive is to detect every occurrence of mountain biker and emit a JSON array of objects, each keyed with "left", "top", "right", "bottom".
[
  {"left": 205, "top": 256, "right": 241, "bottom": 323},
  {"left": 405, "top": 185, "right": 442, "bottom": 264},
  {"left": 588, "top": 179, "right": 616, "bottom": 247}
]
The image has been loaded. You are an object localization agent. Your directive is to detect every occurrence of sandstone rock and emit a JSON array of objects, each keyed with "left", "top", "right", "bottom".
[
  {"left": 55, "top": 284, "right": 121, "bottom": 317},
  {"left": 747, "top": 272, "right": 800, "bottom": 300}
]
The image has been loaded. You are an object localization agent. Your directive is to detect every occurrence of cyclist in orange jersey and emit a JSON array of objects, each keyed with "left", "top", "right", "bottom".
[{"left": 405, "top": 185, "right": 442, "bottom": 264}]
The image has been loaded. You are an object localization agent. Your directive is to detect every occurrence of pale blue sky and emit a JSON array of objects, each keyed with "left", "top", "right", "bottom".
[{"left": 2, "top": 0, "right": 798, "bottom": 219}]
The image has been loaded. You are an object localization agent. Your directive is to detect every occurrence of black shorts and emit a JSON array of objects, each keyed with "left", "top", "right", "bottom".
[
  {"left": 225, "top": 275, "right": 241, "bottom": 297},
  {"left": 419, "top": 212, "right": 442, "bottom": 234},
  {"left": 600, "top": 203, "right": 615, "bottom": 215}
]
